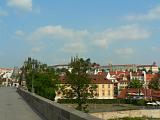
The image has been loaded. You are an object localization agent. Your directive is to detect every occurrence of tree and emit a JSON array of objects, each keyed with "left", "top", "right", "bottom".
[
  {"left": 148, "top": 77, "right": 160, "bottom": 90},
  {"left": 128, "top": 79, "right": 143, "bottom": 89},
  {"left": 21, "top": 57, "right": 59, "bottom": 101},
  {"left": 128, "top": 79, "right": 143, "bottom": 97},
  {"left": 61, "top": 57, "right": 97, "bottom": 112}
]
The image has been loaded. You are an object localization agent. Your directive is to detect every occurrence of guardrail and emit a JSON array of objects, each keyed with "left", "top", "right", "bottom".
[{"left": 17, "top": 88, "right": 100, "bottom": 120}]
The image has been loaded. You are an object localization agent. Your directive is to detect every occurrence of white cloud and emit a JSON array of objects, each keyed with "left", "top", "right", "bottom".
[
  {"left": 31, "top": 47, "right": 41, "bottom": 53},
  {"left": 24, "top": 24, "right": 150, "bottom": 55},
  {"left": 61, "top": 42, "right": 87, "bottom": 53},
  {"left": 125, "top": 6, "right": 160, "bottom": 21},
  {"left": 94, "top": 39, "right": 109, "bottom": 48},
  {"left": 15, "top": 30, "right": 25, "bottom": 36},
  {"left": 94, "top": 24, "right": 151, "bottom": 48},
  {"left": 0, "top": 10, "right": 8, "bottom": 16},
  {"left": 115, "top": 48, "right": 134, "bottom": 55},
  {"left": 29, "top": 25, "right": 88, "bottom": 42},
  {"left": 7, "top": 0, "right": 32, "bottom": 11}
]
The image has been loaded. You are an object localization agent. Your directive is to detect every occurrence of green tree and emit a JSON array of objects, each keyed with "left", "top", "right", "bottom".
[
  {"left": 129, "top": 79, "right": 143, "bottom": 89},
  {"left": 128, "top": 79, "right": 143, "bottom": 96},
  {"left": 148, "top": 77, "right": 160, "bottom": 90},
  {"left": 21, "top": 57, "right": 59, "bottom": 101},
  {"left": 61, "top": 57, "right": 97, "bottom": 112}
]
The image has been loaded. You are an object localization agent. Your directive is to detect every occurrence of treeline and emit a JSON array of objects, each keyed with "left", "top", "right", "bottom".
[{"left": 20, "top": 57, "right": 59, "bottom": 100}]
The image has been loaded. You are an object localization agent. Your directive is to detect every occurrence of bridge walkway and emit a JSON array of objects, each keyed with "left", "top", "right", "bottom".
[{"left": 0, "top": 87, "right": 44, "bottom": 120}]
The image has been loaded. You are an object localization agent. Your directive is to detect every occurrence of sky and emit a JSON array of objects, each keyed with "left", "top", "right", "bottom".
[{"left": 0, "top": 0, "right": 160, "bottom": 67}]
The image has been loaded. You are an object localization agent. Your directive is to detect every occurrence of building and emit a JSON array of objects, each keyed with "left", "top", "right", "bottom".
[
  {"left": 0, "top": 67, "right": 20, "bottom": 87},
  {"left": 50, "top": 64, "right": 69, "bottom": 70},
  {"left": 56, "top": 75, "right": 114, "bottom": 101},
  {"left": 106, "top": 64, "right": 137, "bottom": 72},
  {"left": 145, "top": 73, "right": 159, "bottom": 86},
  {"left": 118, "top": 88, "right": 160, "bottom": 100},
  {"left": 0, "top": 68, "right": 14, "bottom": 87},
  {"left": 91, "top": 75, "right": 114, "bottom": 99},
  {"left": 100, "top": 63, "right": 159, "bottom": 73},
  {"left": 137, "top": 63, "right": 159, "bottom": 73}
]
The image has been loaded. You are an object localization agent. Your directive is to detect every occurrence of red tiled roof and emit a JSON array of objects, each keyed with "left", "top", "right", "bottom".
[
  {"left": 110, "top": 71, "right": 130, "bottom": 75},
  {"left": 59, "top": 75, "right": 113, "bottom": 84},
  {"left": 146, "top": 74, "right": 159, "bottom": 81},
  {"left": 90, "top": 75, "right": 113, "bottom": 84},
  {"left": 0, "top": 68, "right": 13, "bottom": 70},
  {"left": 132, "top": 72, "right": 144, "bottom": 76},
  {"left": 118, "top": 88, "right": 160, "bottom": 99}
]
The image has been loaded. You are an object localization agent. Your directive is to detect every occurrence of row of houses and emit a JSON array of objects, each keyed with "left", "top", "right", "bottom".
[
  {"left": 0, "top": 67, "right": 19, "bottom": 87},
  {"left": 56, "top": 71, "right": 160, "bottom": 100},
  {"left": 54, "top": 63, "right": 160, "bottom": 101}
]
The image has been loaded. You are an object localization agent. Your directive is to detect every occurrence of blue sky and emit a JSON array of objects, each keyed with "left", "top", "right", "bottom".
[{"left": 0, "top": 0, "right": 160, "bottom": 67}]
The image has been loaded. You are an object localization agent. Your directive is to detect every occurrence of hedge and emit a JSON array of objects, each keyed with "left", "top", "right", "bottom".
[
  {"left": 57, "top": 99, "right": 126, "bottom": 104},
  {"left": 57, "top": 99, "right": 146, "bottom": 106}
]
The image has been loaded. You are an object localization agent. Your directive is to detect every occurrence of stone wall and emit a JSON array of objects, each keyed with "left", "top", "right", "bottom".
[
  {"left": 91, "top": 109, "right": 160, "bottom": 120},
  {"left": 17, "top": 88, "right": 100, "bottom": 120}
]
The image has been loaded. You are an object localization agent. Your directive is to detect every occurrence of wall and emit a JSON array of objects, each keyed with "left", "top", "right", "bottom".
[
  {"left": 17, "top": 88, "right": 100, "bottom": 120},
  {"left": 97, "top": 84, "right": 114, "bottom": 99},
  {"left": 91, "top": 109, "right": 160, "bottom": 120}
]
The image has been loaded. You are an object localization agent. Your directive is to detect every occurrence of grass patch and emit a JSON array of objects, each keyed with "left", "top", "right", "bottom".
[
  {"left": 63, "top": 104, "right": 141, "bottom": 113},
  {"left": 109, "top": 117, "right": 159, "bottom": 120}
]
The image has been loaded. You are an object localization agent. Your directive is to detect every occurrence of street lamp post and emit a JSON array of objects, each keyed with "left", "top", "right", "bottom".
[{"left": 31, "top": 60, "right": 36, "bottom": 93}]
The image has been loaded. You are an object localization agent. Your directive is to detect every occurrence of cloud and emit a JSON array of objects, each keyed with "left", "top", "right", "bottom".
[
  {"left": 61, "top": 42, "right": 87, "bottom": 53},
  {"left": 29, "top": 25, "right": 88, "bottom": 42},
  {"left": 115, "top": 48, "right": 134, "bottom": 55},
  {"left": 125, "top": 6, "right": 160, "bottom": 21},
  {"left": 94, "top": 24, "right": 151, "bottom": 48},
  {"left": 26, "top": 25, "right": 88, "bottom": 54},
  {"left": 15, "top": 30, "right": 25, "bottom": 37},
  {"left": 0, "top": 10, "right": 8, "bottom": 16},
  {"left": 7, "top": 0, "right": 32, "bottom": 11},
  {"left": 31, "top": 47, "right": 42, "bottom": 53},
  {"left": 24, "top": 24, "right": 150, "bottom": 55}
]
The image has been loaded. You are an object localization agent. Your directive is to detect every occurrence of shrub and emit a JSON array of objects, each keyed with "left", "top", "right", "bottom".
[{"left": 57, "top": 99, "right": 127, "bottom": 104}]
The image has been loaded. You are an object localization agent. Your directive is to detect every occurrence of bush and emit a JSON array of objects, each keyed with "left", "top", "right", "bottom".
[
  {"left": 57, "top": 99, "right": 127, "bottom": 104},
  {"left": 136, "top": 99, "right": 146, "bottom": 106},
  {"left": 124, "top": 99, "right": 146, "bottom": 106},
  {"left": 57, "top": 98, "right": 147, "bottom": 106}
]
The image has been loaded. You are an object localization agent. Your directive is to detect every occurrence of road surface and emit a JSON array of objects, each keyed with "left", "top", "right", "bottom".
[{"left": 0, "top": 87, "right": 44, "bottom": 120}]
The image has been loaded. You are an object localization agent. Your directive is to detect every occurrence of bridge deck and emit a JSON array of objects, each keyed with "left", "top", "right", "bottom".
[{"left": 0, "top": 87, "right": 43, "bottom": 120}]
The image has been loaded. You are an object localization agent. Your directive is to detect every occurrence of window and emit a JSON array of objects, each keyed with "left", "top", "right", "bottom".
[
  {"left": 102, "top": 84, "right": 104, "bottom": 88},
  {"left": 108, "top": 90, "right": 110, "bottom": 96},
  {"left": 108, "top": 84, "right": 110, "bottom": 88},
  {"left": 102, "top": 90, "right": 105, "bottom": 96}
]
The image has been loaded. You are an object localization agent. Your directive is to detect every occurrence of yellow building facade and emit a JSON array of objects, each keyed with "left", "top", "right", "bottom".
[
  {"left": 96, "top": 83, "right": 114, "bottom": 99},
  {"left": 56, "top": 75, "right": 114, "bottom": 100}
]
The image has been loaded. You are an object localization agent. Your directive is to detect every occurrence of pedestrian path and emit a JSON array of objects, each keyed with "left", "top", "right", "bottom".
[{"left": 0, "top": 87, "right": 43, "bottom": 120}]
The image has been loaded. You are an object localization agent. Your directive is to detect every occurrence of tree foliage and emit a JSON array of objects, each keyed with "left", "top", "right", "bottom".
[
  {"left": 21, "top": 57, "right": 59, "bottom": 101},
  {"left": 128, "top": 79, "right": 143, "bottom": 89},
  {"left": 148, "top": 76, "right": 160, "bottom": 90},
  {"left": 61, "top": 57, "right": 97, "bottom": 112}
]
